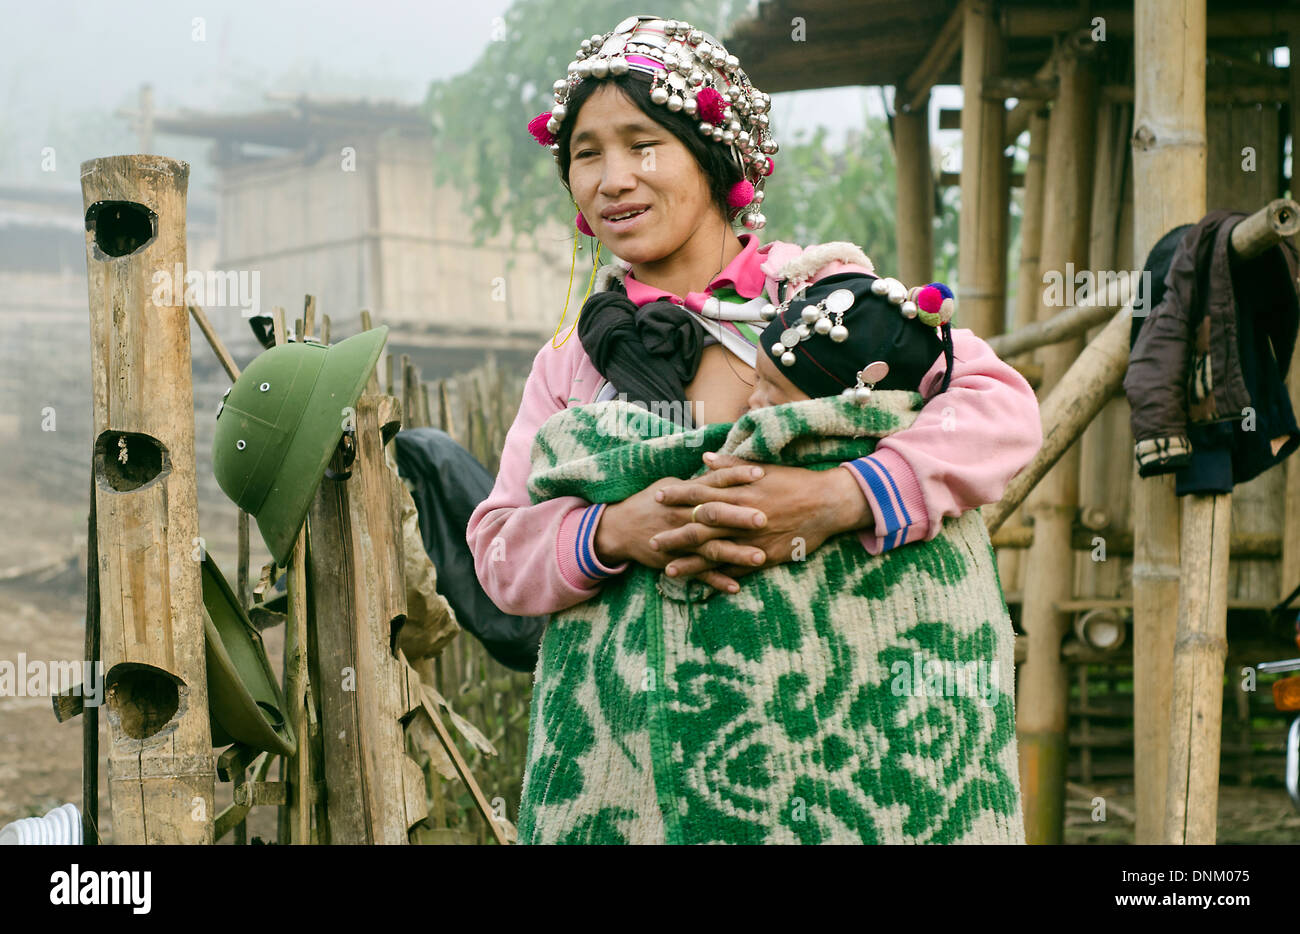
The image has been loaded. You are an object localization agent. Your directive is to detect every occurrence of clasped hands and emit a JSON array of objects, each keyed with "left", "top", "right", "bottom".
[{"left": 592, "top": 452, "right": 873, "bottom": 594}]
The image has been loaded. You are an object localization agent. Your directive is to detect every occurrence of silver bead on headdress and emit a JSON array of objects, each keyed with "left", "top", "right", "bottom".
[{"left": 529, "top": 13, "right": 777, "bottom": 230}]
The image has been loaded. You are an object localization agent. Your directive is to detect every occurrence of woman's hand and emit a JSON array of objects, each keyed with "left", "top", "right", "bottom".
[
  {"left": 649, "top": 453, "right": 874, "bottom": 579},
  {"left": 592, "top": 473, "right": 770, "bottom": 593}
]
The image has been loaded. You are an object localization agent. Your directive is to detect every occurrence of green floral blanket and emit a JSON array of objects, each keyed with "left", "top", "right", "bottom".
[{"left": 518, "top": 393, "right": 1024, "bottom": 844}]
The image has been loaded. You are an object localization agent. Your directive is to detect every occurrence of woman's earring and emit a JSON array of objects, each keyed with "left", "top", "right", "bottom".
[{"left": 575, "top": 210, "right": 594, "bottom": 236}]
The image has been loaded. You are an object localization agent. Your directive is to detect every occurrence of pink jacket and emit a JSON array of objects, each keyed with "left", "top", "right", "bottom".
[{"left": 466, "top": 238, "right": 1042, "bottom": 617}]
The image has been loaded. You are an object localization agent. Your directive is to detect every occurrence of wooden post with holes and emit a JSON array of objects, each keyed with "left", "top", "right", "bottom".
[{"left": 80, "top": 154, "right": 215, "bottom": 844}]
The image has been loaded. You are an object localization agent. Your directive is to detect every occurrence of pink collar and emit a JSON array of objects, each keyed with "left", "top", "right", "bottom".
[{"left": 622, "top": 233, "right": 767, "bottom": 310}]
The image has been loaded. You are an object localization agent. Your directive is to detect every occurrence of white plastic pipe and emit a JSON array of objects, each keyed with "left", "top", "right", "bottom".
[{"left": 0, "top": 803, "right": 82, "bottom": 845}]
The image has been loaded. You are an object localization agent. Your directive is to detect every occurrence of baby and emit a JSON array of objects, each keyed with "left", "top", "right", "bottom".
[{"left": 745, "top": 274, "right": 955, "bottom": 413}]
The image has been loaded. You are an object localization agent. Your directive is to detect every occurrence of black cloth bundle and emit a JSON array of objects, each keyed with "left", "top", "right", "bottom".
[{"left": 576, "top": 278, "right": 707, "bottom": 428}]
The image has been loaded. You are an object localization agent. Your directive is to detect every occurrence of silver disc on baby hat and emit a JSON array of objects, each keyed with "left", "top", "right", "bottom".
[
  {"left": 779, "top": 327, "right": 801, "bottom": 348},
  {"left": 860, "top": 361, "right": 890, "bottom": 384},
  {"left": 824, "top": 289, "right": 854, "bottom": 314}
]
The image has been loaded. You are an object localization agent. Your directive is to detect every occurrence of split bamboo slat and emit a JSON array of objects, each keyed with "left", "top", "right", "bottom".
[{"left": 81, "top": 154, "right": 216, "bottom": 843}]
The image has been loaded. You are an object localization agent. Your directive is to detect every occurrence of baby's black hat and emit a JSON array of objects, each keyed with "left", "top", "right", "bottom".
[{"left": 759, "top": 273, "right": 952, "bottom": 399}]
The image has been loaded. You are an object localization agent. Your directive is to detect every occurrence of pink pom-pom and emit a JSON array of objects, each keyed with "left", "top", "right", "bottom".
[
  {"left": 575, "top": 211, "right": 594, "bottom": 236},
  {"left": 917, "top": 285, "right": 944, "bottom": 314},
  {"left": 696, "top": 87, "right": 725, "bottom": 124},
  {"left": 727, "top": 179, "right": 754, "bottom": 208},
  {"left": 528, "top": 111, "right": 556, "bottom": 146}
]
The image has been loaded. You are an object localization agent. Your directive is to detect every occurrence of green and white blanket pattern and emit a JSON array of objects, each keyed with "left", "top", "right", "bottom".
[{"left": 518, "top": 393, "right": 1024, "bottom": 844}]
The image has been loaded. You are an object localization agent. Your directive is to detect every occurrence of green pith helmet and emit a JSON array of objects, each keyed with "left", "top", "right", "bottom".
[
  {"left": 201, "top": 554, "right": 295, "bottom": 757},
  {"left": 213, "top": 327, "right": 388, "bottom": 566}
]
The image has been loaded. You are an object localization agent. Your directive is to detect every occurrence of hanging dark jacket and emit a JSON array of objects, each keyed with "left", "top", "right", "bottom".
[
  {"left": 393, "top": 428, "right": 546, "bottom": 672},
  {"left": 1124, "top": 210, "right": 1300, "bottom": 493}
]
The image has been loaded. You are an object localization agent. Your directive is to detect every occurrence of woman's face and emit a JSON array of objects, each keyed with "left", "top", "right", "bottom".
[
  {"left": 745, "top": 350, "right": 810, "bottom": 413},
  {"left": 567, "top": 82, "right": 719, "bottom": 263}
]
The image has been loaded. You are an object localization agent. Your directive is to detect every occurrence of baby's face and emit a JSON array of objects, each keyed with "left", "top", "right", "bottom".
[{"left": 745, "top": 351, "right": 811, "bottom": 414}]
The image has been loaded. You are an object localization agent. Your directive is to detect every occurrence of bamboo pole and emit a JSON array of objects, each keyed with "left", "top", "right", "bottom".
[
  {"left": 957, "top": 0, "right": 1007, "bottom": 339},
  {"left": 80, "top": 154, "right": 215, "bottom": 843},
  {"left": 988, "top": 298, "right": 1118, "bottom": 361},
  {"left": 1078, "top": 95, "right": 1133, "bottom": 608},
  {"left": 997, "top": 107, "right": 1049, "bottom": 617},
  {"left": 1132, "top": 0, "right": 1206, "bottom": 844},
  {"left": 1013, "top": 109, "right": 1049, "bottom": 345},
  {"left": 1164, "top": 199, "right": 1300, "bottom": 844},
  {"left": 1016, "top": 36, "right": 1096, "bottom": 845},
  {"left": 188, "top": 302, "right": 240, "bottom": 379},
  {"left": 894, "top": 90, "right": 934, "bottom": 286},
  {"left": 1164, "top": 492, "right": 1231, "bottom": 843}
]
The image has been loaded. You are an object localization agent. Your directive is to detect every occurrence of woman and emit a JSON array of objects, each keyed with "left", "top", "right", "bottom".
[{"left": 466, "top": 14, "right": 1040, "bottom": 842}]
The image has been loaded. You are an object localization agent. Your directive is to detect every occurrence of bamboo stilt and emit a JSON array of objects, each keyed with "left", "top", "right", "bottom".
[
  {"left": 1078, "top": 96, "right": 1133, "bottom": 608},
  {"left": 1132, "top": 0, "right": 1206, "bottom": 843},
  {"left": 894, "top": 90, "right": 934, "bottom": 286},
  {"left": 1165, "top": 493, "right": 1231, "bottom": 842},
  {"left": 1017, "top": 36, "right": 1096, "bottom": 845},
  {"left": 998, "top": 107, "right": 1049, "bottom": 608},
  {"left": 957, "top": 0, "right": 1008, "bottom": 339},
  {"left": 80, "top": 154, "right": 215, "bottom": 843},
  {"left": 1162, "top": 199, "right": 1300, "bottom": 842}
]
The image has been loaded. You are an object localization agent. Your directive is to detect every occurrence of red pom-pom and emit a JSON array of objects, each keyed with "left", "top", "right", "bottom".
[
  {"left": 727, "top": 179, "right": 754, "bottom": 208},
  {"left": 917, "top": 285, "right": 944, "bottom": 314},
  {"left": 696, "top": 87, "right": 725, "bottom": 124},
  {"left": 528, "top": 111, "right": 556, "bottom": 146}
]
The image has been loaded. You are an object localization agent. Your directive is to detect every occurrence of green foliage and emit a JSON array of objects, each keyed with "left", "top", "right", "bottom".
[{"left": 759, "top": 115, "right": 900, "bottom": 276}]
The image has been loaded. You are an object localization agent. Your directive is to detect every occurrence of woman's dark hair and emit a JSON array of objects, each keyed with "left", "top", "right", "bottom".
[{"left": 554, "top": 70, "right": 744, "bottom": 222}]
